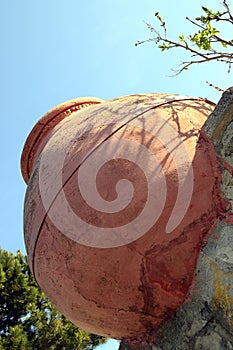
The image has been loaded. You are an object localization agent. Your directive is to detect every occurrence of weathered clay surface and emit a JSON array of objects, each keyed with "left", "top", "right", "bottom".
[
  {"left": 120, "top": 89, "right": 233, "bottom": 349},
  {"left": 22, "top": 93, "right": 231, "bottom": 340}
]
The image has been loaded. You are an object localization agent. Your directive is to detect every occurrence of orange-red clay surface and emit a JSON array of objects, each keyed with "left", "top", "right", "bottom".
[{"left": 21, "top": 93, "right": 230, "bottom": 339}]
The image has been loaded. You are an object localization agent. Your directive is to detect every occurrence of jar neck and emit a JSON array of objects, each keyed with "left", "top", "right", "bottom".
[{"left": 21, "top": 97, "right": 104, "bottom": 184}]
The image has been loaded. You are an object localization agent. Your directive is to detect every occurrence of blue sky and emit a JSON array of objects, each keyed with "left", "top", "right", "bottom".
[{"left": 0, "top": 1, "right": 232, "bottom": 349}]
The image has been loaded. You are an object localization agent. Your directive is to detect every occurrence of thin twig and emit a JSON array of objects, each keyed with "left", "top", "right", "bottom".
[{"left": 223, "top": 0, "right": 233, "bottom": 22}]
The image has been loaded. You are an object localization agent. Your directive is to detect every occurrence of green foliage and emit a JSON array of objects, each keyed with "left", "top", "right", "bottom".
[
  {"left": 0, "top": 248, "right": 107, "bottom": 350},
  {"left": 196, "top": 6, "right": 222, "bottom": 23},
  {"left": 136, "top": 0, "right": 233, "bottom": 76},
  {"left": 189, "top": 22, "right": 220, "bottom": 51}
]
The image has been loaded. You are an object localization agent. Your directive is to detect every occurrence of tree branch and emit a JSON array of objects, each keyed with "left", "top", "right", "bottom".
[
  {"left": 136, "top": 1, "right": 233, "bottom": 76},
  {"left": 186, "top": 16, "right": 233, "bottom": 48},
  {"left": 223, "top": 0, "right": 233, "bottom": 22}
]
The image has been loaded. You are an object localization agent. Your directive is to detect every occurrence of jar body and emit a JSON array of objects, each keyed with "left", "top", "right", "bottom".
[{"left": 23, "top": 93, "right": 226, "bottom": 338}]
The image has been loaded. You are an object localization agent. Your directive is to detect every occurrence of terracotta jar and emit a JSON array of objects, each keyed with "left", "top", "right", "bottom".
[{"left": 21, "top": 93, "right": 229, "bottom": 339}]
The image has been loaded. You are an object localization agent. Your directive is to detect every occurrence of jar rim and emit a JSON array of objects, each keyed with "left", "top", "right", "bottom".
[{"left": 21, "top": 97, "right": 104, "bottom": 184}]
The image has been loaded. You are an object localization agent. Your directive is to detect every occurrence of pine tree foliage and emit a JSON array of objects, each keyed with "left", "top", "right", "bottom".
[{"left": 0, "top": 248, "right": 107, "bottom": 350}]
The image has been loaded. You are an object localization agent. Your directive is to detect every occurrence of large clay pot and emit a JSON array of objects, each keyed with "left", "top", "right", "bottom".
[{"left": 21, "top": 93, "right": 228, "bottom": 339}]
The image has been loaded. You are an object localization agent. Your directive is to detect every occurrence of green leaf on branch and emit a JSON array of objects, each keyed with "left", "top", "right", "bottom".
[
  {"left": 179, "top": 34, "right": 186, "bottom": 43},
  {"left": 158, "top": 43, "right": 173, "bottom": 51},
  {"left": 137, "top": 0, "right": 233, "bottom": 76}
]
